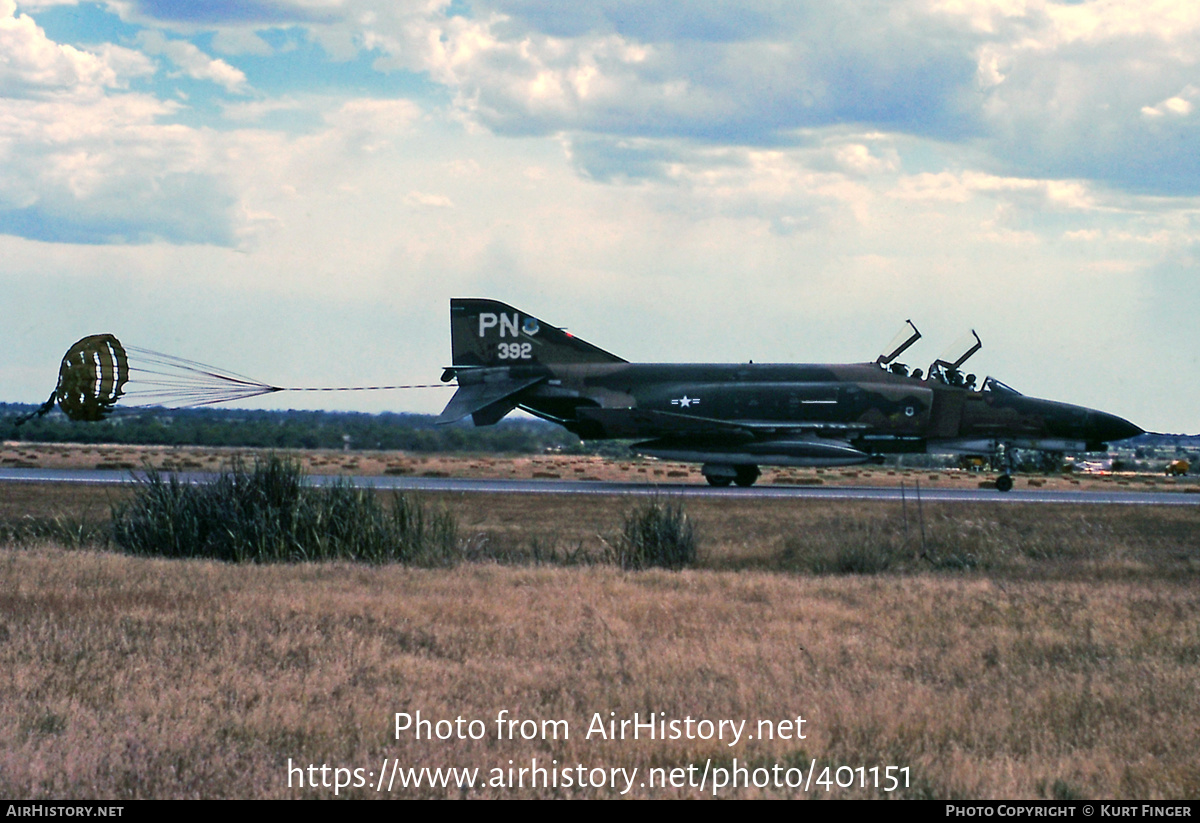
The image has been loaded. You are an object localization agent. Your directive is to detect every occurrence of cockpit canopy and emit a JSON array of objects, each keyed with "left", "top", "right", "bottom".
[
  {"left": 874, "top": 325, "right": 1020, "bottom": 394},
  {"left": 876, "top": 320, "right": 921, "bottom": 367},
  {"left": 928, "top": 362, "right": 976, "bottom": 389},
  {"left": 926, "top": 330, "right": 983, "bottom": 388},
  {"left": 875, "top": 320, "right": 922, "bottom": 377},
  {"left": 981, "top": 376, "right": 1021, "bottom": 395}
]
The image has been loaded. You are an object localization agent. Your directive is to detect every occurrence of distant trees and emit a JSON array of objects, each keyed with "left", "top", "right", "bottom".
[{"left": 0, "top": 404, "right": 580, "bottom": 454}]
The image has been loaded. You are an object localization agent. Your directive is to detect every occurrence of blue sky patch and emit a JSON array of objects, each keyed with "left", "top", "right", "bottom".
[
  {"left": 228, "top": 33, "right": 450, "bottom": 103},
  {"left": 123, "top": 0, "right": 332, "bottom": 26},
  {"left": 24, "top": 1, "right": 142, "bottom": 46}
]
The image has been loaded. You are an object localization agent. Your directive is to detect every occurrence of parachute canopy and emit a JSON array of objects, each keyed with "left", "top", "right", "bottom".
[
  {"left": 36, "top": 334, "right": 130, "bottom": 423},
  {"left": 18, "top": 333, "right": 447, "bottom": 424}
]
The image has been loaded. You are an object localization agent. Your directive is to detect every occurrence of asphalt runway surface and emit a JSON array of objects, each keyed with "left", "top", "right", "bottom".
[{"left": 2, "top": 467, "right": 1198, "bottom": 505}]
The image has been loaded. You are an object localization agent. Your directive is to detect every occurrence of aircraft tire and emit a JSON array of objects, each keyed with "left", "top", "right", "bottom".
[
  {"left": 734, "top": 466, "right": 760, "bottom": 487},
  {"left": 996, "top": 474, "right": 1014, "bottom": 492},
  {"left": 706, "top": 475, "right": 733, "bottom": 487}
]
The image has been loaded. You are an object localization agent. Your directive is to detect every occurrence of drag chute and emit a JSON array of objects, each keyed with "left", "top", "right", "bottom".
[
  {"left": 18, "top": 334, "right": 131, "bottom": 424},
  {"left": 17, "top": 334, "right": 448, "bottom": 425},
  {"left": 57, "top": 334, "right": 130, "bottom": 421}
]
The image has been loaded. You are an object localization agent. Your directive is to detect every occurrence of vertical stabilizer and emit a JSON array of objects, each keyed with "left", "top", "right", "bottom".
[{"left": 450, "top": 299, "right": 626, "bottom": 367}]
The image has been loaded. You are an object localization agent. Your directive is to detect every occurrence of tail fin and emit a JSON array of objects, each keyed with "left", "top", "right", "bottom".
[{"left": 450, "top": 299, "right": 625, "bottom": 367}]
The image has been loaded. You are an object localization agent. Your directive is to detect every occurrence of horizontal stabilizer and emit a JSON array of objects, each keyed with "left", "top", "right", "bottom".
[{"left": 436, "top": 374, "right": 545, "bottom": 425}]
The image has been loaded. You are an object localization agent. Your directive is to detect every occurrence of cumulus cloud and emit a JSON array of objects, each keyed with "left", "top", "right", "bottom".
[
  {"left": 353, "top": 0, "right": 1200, "bottom": 195},
  {"left": 0, "top": 2, "right": 244, "bottom": 244},
  {"left": 1142, "top": 87, "right": 1198, "bottom": 118},
  {"left": 408, "top": 4, "right": 980, "bottom": 141},
  {"left": 891, "top": 171, "right": 1095, "bottom": 211},
  {"left": 57, "top": 0, "right": 1200, "bottom": 194},
  {"left": 210, "top": 28, "right": 275, "bottom": 56},
  {"left": 0, "top": 0, "right": 151, "bottom": 99},
  {"left": 0, "top": 93, "right": 242, "bottom": 244},
  {"left": 28, "top": 0, "right": 1192, "bottom": 196},
  {"left": 404, "top": 190, "right": 454, "bottom": 208},
  {"left": 565, "top": 135, "right": 683, "bottom": 183},
  {"left": 320, "top": 97, "right": 422, "bottom": 154},
  {"left": 8, "top": 0, "right": 1200, "bottom": 252},
  {"left": 137, "top": 30, "right": 250, "bottom": 93},
  {"left": 946, "top": 1, "right": 1200, "bottom": 193}
]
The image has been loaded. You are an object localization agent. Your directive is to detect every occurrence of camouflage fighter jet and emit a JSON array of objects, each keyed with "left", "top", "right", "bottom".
[{"left": 436, "top": 299, "right": 1142, "bottom": 490}]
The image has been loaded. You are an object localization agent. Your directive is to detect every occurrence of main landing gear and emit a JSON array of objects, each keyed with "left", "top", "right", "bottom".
[{"left": 702, "top": 464, "right": 760, "bottom": 487}]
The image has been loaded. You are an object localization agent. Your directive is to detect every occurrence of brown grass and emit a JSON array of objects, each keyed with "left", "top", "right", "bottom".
[
  {"left": 3, "top": 483, "right": 1199, "bottom": 579},
  {"left": 430, "top": 492, "right": 1200, "bottom": 581},
  {"left": 6, "top": 441, "right": 1199, "bottom": 494},
  {"left": 1, "top": 548, "right": 1197, "bottom": 799},
  {"left": 2, "top": 465, "right": 1198, "bottom": 799}
]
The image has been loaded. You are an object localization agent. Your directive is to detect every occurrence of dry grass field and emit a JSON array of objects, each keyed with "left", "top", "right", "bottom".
[
  {"left": 5, "top": 440, "right": 1199, "bottom": 493},
  {"left": 3, "top": 548, "right": 1198, "bottom": 799},
  {"left": 2, "top": 447, "right": 1198, "bottom": 799}
]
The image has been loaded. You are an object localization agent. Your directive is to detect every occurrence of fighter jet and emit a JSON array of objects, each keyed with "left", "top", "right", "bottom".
[{"left": 436, "top": 299, "right": 1142, "bottom": 490}]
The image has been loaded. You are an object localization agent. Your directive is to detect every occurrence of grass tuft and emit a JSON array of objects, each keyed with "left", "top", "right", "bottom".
[
  {"left": 0, "top": 513, "right": 108, "bottom": 548},
  {"left": 110, "top": 455, "right": 458, "bottom": 564},
  {"left": 609, "top": 498, "right": 697, "bottom": 570}
]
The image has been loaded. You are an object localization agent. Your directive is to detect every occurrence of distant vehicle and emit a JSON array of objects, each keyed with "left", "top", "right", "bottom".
[
  {"left": 437, "top": 300, "right": 1143, "bottom": 491},
  {"left": 1166, "top": 459, "right": 1190, "bottom": 477},
  {"left": 1074, "top": 459, "right": 1113, "bottom": 475}
]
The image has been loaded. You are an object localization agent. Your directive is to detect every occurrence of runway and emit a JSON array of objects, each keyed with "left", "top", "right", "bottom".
[{"left": 2, "top": 467, "right": 1197, "bottom": 505}]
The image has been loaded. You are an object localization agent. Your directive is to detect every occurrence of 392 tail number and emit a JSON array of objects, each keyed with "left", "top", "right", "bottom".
[{"left": 497, "top": 342, "right": 533, "bottom": 360}]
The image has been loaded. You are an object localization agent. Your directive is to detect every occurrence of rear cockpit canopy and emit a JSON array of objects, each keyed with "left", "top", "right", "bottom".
[
  {"left": 876, "top": 320, "right": 921, "bottom": 377},
  {"left": 876, "top": 320, "right": 921, "bottom": 368}
]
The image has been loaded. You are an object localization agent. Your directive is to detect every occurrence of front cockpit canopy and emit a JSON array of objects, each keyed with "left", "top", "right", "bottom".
[
  {"left": 928, "top": 330, "right": 982, "bottom": 388},
  {"left": 980, "top": 376, "right": 1021, "bottom": 395}
]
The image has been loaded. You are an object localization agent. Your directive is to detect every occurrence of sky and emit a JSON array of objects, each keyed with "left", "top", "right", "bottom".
[{"left": 2, "top": 0, "right": 1197, "bottom": 432}]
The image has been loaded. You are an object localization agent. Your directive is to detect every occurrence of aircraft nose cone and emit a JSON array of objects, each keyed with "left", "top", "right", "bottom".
[{"left": 1095, "top": 411, "right": 1143, "bottom": 442}]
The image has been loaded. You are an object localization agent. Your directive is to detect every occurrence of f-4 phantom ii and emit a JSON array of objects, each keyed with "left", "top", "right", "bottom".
[{"left": 436, "top": 299, "right": 1142, "bottom": 491}]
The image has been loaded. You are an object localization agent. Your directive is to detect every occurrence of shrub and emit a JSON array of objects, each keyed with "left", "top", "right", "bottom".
[
  {"left": 111, "top": 455, "right": 458, "bottom": 564},
  {"left": 610, "top": 499, "right": 697, "bottom": 570},
  {"left": 386, "top": 490, "right": 460, "bottom": 566},
  {"left": 0, "top": 512, "right": 108, "bottom": 548}
]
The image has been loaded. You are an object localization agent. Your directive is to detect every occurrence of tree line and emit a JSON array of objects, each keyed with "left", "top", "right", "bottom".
[{"left": 0, "top": 404, "right": 581, "bottom": 454}]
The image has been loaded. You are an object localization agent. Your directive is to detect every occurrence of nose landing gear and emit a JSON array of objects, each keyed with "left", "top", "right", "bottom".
[{"left": 990, "top": 441, "right": 1015, "bottom": 493}]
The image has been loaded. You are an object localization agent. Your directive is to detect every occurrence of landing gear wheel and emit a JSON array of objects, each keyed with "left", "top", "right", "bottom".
[
  {"left": 734, "top": 466, "right": 760, "bottom": 487},
  {"left": 706, "top": 475, "right": 733, "bottom": 487},
  {"left": 989, "top": 441, "right": 1016, "bottom": 493}
]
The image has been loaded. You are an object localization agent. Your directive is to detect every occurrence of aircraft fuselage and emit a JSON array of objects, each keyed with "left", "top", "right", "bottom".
[
  {"left": 439, "top": 299, "right": 1142, "bottom": 487},
  {"left": 489, "top": 361, "right": 1139, "bottom": 455}
]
